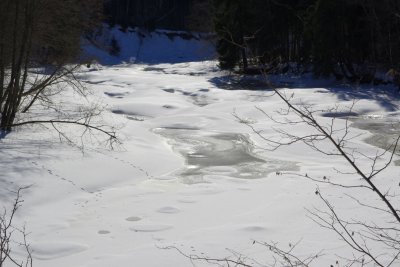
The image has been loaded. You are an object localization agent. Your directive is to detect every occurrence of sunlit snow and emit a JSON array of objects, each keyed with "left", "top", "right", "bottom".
[{"left": 1, "top": 29, "right": 399, "bottom": 267}]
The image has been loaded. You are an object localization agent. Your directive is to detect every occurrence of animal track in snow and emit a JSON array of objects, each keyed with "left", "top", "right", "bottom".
[
  {"left": 90, "top": 151, "right": 155, "bottom": 180},
  {"left": 31, "top": 161, "right": 91, "bottom": 193},
  {"left": 130, "top": 224, "right": 173, "bottom": 233}
]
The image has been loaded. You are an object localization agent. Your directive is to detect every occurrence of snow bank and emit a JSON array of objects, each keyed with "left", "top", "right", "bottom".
[{"left": 82, "top": 26, "right": 216, "bottom": 65}]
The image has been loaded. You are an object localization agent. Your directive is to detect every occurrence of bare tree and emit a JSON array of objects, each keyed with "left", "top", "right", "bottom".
[
  {"left": 169, "top": 79, "right": 399, "bottom": 266},
  {"left": 176, "top": 6, "right": 400, "bottom": 264},
  {"left": 164, "top": 240, "right": 323, "bottom": 267},
  {"left": 0, "top": 187, "right": 32, "bottom": 267},
  {"left": 0, "top": 0, "right": 111, "bottom": 143},
  {"left": 233, "top": 76, "right": 400, "bottom": 266}
]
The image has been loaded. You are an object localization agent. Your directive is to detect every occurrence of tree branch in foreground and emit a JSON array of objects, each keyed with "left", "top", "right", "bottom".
[
  {"left": 7, "top": 118, "right": 119, "bottom": 149},
  {"left": 0, "top": 187, "right": 33, "bottom": 267}
]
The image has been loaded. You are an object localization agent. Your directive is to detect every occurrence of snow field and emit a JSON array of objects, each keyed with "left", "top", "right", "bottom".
[{"left": 1, "top": 60, "right": 399, "bottom": 266}]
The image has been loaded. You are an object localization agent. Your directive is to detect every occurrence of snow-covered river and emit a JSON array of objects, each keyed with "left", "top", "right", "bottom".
[
  {"left": 1, "top": 61, "right": 399, "bottom": 267},
  {"left": 351, "top": 117, "right": 400, "bottom": 165}
]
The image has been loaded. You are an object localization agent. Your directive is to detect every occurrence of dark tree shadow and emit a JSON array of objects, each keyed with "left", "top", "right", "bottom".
[
  {"left": 0, "top": 137, "right": 63, "bottom": 203},
  {"left": 209, "top": 74, "right": 400, "bottom": 112}
]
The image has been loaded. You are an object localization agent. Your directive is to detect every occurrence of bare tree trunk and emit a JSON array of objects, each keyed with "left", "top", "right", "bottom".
[
  {"left": 241, "top": 42, "right": 248, "bottom": 71},
  {"left": 0, "top": 0, "right": 103, "bottom": 132}
]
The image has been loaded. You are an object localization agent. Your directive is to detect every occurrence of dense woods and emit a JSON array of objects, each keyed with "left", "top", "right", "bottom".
[
  {"left": 103, "top": 0, "right": 214, "bottom": 32},
  {"left": 104, "top": 0, "right": 192, "bottom": 30},
  {"left": 213, "top": 0, "right": 400, "bottom": 83}
]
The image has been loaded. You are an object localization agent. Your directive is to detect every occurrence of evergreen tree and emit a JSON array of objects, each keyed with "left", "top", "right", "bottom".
[
  {"left": 186, "top": 0, "right": 214, "bottom": 32},
  {"left": 213, "top": 0, "right": 254, "bottom": 70},
  {"left": 307, "top": 0, "right": 346, "bottom": 77}
]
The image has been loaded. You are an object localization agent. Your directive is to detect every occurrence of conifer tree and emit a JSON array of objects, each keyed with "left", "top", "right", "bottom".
[{"left": 213, "top": 0, "right": 249, "bottom": 70}]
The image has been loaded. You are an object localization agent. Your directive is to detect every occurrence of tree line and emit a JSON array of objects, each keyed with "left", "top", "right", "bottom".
[
  {"left": 103, "top": 0, "right": 215, "bottom": 32},
  {"left": 213, "top": 0, "right": 400, "bottom": 83},
  {"left": 104, "top": 0, "right": 191, "bottom": 30}
]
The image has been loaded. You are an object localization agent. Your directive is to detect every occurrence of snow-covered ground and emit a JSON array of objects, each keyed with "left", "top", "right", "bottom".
[{"left": 1, "top": 35, "right": 400, "bottom": 266}]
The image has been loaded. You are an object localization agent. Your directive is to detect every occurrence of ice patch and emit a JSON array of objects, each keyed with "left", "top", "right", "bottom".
[
  {"left": 154, "top": 128, "right": 298, "bottom": 184},
  {"left": 351, "top": 117, "right": 400, "bottom": 155}
]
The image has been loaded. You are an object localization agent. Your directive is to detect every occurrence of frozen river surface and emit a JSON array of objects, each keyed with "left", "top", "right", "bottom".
[
  {"left": 1, "top": 61, "right": 399, "bottom": 267},
  {"left": 155, "top": 128, "right": 299, "bottom": 183}
]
